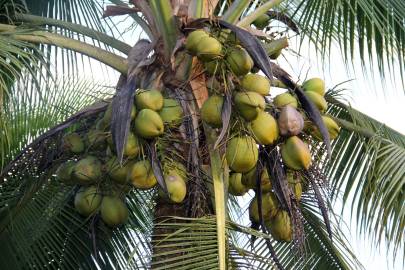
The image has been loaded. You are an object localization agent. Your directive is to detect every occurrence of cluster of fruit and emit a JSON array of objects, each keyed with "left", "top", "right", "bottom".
[
  {"left": 185, "top": 28, "right": 341, "bottom": 241},
  {"left": 55, "top": 89, "right": 187, "bottom": 227}
]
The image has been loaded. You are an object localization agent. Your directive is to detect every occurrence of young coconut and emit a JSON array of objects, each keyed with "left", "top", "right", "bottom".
[
  {"left": 74, "top": 186, "right": 102, "bottom": 216},
  {"left": 277, "top": 105, "right": 304, "bottom": 136},
  {"left": 164, "top": 170, "right": 187, "bottom": 203},
  {"left": 266, "top": 210, "right": 292, "bottom": 242},
  {"left": 249, "top": 192, "right": 279, "bottom": 223},
  {"left": 249, "top": 111, "right": 279, "bottom": 145},
  {"left": 204, "top": 60, "right": 224, "bottom": 75},
  {"left": 310, "top": 115, "right": 340, "bottom": 140},
  {"left": 304, "top": 91, "right": 328, "bottom": 112},
  {"left": 56, "top": 160, "right": 76, "bottom": 185},
  {"left": 226, "top": 136, "right": 258, "bottom": 173},
  {"left": 234, "top": 91, "right": 265, "bottom": 121},
  {"left": 228, "top": 173, "right": 248, "bottom": 196},
  {"left": 135, "top": 89, "right": 164, "bottom": 111},
  {"left": 226, "top": 46, "right": 254, "bottom": 76},
  {"left": 100, "top": 196, "right": 129, "bottom": 227},
  {"left": 201, "top": 95, "right": 224, "bottom": 128},
  {"left": 61, "top": 133, "right": 84, "bottom": 154},
  {"left": 281, "top": 136, "right": 312, "bottom": 170},
  {"left": 185, "top": 30, "right": 209, "bottom": 55},
  {"left": 241, "top": 73, "right": 270, "bottom": 96},
  {"left": 129, "top": 160, "right": 157, "bottom": 189},
  {"left": 106, "top": 157, "right": 133, "bottom": 185},
  {"left": 302, "top": 78, "right": 325, "bottom": 96},
  {"left": 196, "top": 36, "right": 223, "bottom": 62},
  {"left": 241, "top": 167, "right": 272, "bottom": 192},
  {"left": 273, "top": 92, "right": 298, "bottom": 108},
  {"left": 159, "top": 98, "right": 184, "bottom": 126},
  {"left": 72, "top": 156, "right": 102, "bottom": 184},
  {"left": 134, "top": 109, "right": 164, "bottom": 139}
]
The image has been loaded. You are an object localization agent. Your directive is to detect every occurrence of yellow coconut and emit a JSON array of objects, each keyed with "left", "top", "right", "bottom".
[
  {"left": 249, "top": 192, "right": 279, "bottom": 223},
  {"left": 241, "top": 167, "right": 272, "bottom": 192},
  {"left": 302, "top": 77, "right": 325, "bottom": 96},
  {"left": 226, "top": 136, "right": 258, "bottom": 173},
  {"left": 100, "top": 196, "right": 129, "bottom": 227},
  {"left": 106, "top": 157, "right": 132, "bottom": 185},
  {"left": 135, "top": 89, "right": 164, "bottom": 111},
  {"left": 129, "top": 160, "right": 157, "bottom": 189},
  {"left": 165, "top": 171, "right": 187, "bottom": 203},
  {"left": 310, "top": 115, "right": 340, "bottom": 140},
  {"left": 266, "top": 210, "right": 292, "bottom": 242},
  {"left": 249, "top": 111, "right": 279, "bottom": 145},
  {"left": 228, "top": 173, "right": 248, "bottom": 196},
  {"left": 185, "top": 30, "right": 209, "bottom": 55},
  {"left": 196, "top": 36, "right": 223, "bottom": 62},
  {"left": 134, "top": 109, "right": 164, "bottom": 138},
  {"left": 56, "top": 160, "right": 76, "bottom": 185},
  {"left": 281, "top": 136, "right": 312, "bottom": 170},
  {"left": 201, "top": 95, "right": 224, "bottom": 128},
  {"left": 234, "top": 91, "right": 265, "bottom": 121},
  {"left": 62, "top": 133, "right": 84, "bottom": 154},
  {"left": 226, "top": 46, "right": 254, "bottom": 76},
  {"left": 74, "top": 186, "right": 102, "bottom": 216},
  {"left": 241, "top": 73, "right": 270, "bottom": 96},
  {"left": 304, "top": 91, "right": 328, "bottom": 113},
  {"left": 273, "top": 92, "right": 298, "bottom": 108},
  {"left": 287, "top": 170, "right": 302, "bottom": 201},
  {"left": 252, "top": 13, "right": 270, "bottom": 29},
  {"left": 159, "top": 98, "right": 183, "bottom": 125},
  {"left": 72, "top": 156, "right": 102, "bottom": 184},
  {"left": 124, "top": 132, "right": 141, "bottom": 158},
  {"left": 277, "top": 105, "right": 304, "bottom": 136}
]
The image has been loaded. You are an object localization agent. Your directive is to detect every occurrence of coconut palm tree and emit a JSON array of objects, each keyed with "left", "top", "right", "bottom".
[{"left": 0, "top": 0, "right": 403, "bottom": 269}]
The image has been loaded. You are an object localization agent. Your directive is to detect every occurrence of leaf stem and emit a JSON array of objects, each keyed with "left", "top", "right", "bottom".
[{"left": 237, "top": 0, "right": 284, "bottom": 27}]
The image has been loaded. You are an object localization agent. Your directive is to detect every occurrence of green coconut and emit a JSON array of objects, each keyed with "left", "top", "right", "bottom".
[
  {"left": 269, "top": 49, "right": 282, "bottom": 60},
  {"left": 249, "top": 192, "right": 279, "bottom": 223},
  {"left": 201, "top": 95, "right": 224, "bottom": 128},
  {"left": 228, "top": 173, "right": 248, "bottom": 196},
  {"left": 252, "top": 13, "right": 270, "bottom": 29},
  {"left": 241, "top": 167, "right": 272, "bottom": 192},
  {"left": 226, "top": 46, "right": 254, "bottom": 76},
  {"left": 249, "top": 111, "right": 279, "bottom": 145},
  {"left": 100, "top": 196, "right": 129, "bottom": 227},
  {"left": 56, "top": 160, "right": 76, "bottom": 184},
  {"left": 164, "top": 170, "right": 187, "bottom": 203},
  {"left": 226, "top": 136, "right": 258, "bottom": 173},
  {"left": 185, "top": 30, "right": 209, "bottom": 55},
  {"left": 134, "top": 109, "right": 164, "bottom": 139},
  {"left": 273, "top": 92, "right": 298, "bottom": 108},
  {"left": 281, "top": 136, "right": 312, "bottom": 170},
  {"left": 302, "top": 77, "right": 325, "bottom": 96},
  {"left": 234, "top": 91, "right": 265, "bottom": 121},
  {"left": 310, "top": 115, "right": 340, "bottom": 140},
  {"left": 266, "top": 210, "right": 292, "bottom": 242},
  {"left": 204, "top": 60, "right": 224, "bottom": 75},
  {"left": 62, "top": 133, "right": 84, "bottom": 154},
  {"left": 124, "top": 132, "right": 141, "bottom": 158},
  {"left": 106, "top": 157, "right": 132, "bottom": 184},
  {"left": 86, "top": 129, "right": 107, "bottom": 150},
  {"left": 129, "top": 160, "right": 157, "bottom": 189},
  {"left": 135, "top": 89, "right": 164, "bottom": 111},
  {"left": 304, "top": 91, "right": 328, "bottom": 112},
  {"left": 72, "top": 156, "right": 102, "bottom": 184},
  {"left": 277, "top": 105, "right": 304, "bottom": 136},
  {"left": 159, "top": 98, "right": 183, "bottom": 125},
  {"left": 196, "top": 36, "right": 223, "bottom": 62},
  {"left": 74, "top": 186, "right": 102, "bottom": 216},
  {"left": 241, "top": 73, "right": 270, "bottom": 96}
]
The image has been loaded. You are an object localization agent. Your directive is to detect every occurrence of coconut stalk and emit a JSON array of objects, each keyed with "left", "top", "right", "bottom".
[{"left": 237, "top": 0, "right": 285, "bottom": 27}]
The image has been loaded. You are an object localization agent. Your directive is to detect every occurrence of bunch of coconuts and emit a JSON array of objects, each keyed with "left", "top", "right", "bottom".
[
  {"left": 186, "top": 28, "right": 341, "bottom": 242},
  {"left": 55, "top": 89, "right": 187, "bottom": 228}
]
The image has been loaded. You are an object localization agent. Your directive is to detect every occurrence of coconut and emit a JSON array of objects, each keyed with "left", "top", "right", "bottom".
[
  {"left": 281, "top": 136, "right": 312, "bottom": 170},
  {"left": 185, "top": 30, "right": 209, "bottom": 55},
  {"left": 241, "top": 73, "right": 270, "bottom": 96},
  {"left": 196, "top": 36, "right": 222, "bottom": 62},
  {"left": 234, "top": 91, "right": 265, "bottom": 121},
  {"left": 310, "top": 115, "right": 340, "bottom": 140},
  {"left": 249, "top": 192, "right": 279, "bottom": 223},
  {"left": 123, "top": 132, "right": 141, "bottom": 158},
  {"left": 302, "top": 77, "right": 325, "bottom": 96},
  {"left": 74, "top": 186, "right": 102, "bottom": 216},
  {"left": 159, "top": 98, "right": 183, "bottom": 125},
  {"left": 106, "top": 157, "right": 132, "bottom": 184},
  {"left": 266, "top": 210, "right": 292, "bottom": 242},
  {"left": 304, "top": 91, "right": 328, "bottom": 112},
  {"left": 228, "top": 173, "right": 248, "bottom": 196},
  {"left": 201, "top": 95, "right": 224, "bottom": 128},
  {"left": 269, "top": 49, "right": 282, "bottom": 60},
  {"left": 249, "top": 111, "right": 279, "bottom": 145},
  {"left": 164, "top": 170, "right": 187, "bottom": 203},
  {"left": 61, "top": 133, "right": 84, "bottom": 154},
  {"left": 287, "top": 170, "right": 302, "bottom": 201},
  {"left": 100, "top": 196, "right": 129, "bottom": 227},
  {"left": 56, "top": 160, "right": 76, "bottom": 184},
  {"left": 134, "top": 109, "right": 164, "bottom": 139},
  {"left": 135, "top": 89, "right": 164, "bottom": 111},
  {"left": 86, "top": 129, "right": 107, "bottom": 150},
  {"left": 273, "top": 92, "right": 298, "bottom": 108},
  {"left": 241, "top": 167, "right": 272, "bottom": 192},
  {"left": 129, "top": 160, "right": 157, "bottom": 189},
  {"left": 277, "top": 105, "right": 304, "bottom": 136},
  {"left": 226, "top": 136, "right": 258, "bottom": 173},
  {"left": 226, "top": 46, "right": 254, "bottom": 76},
  {"left": 72, "top": 156, "right": 102, "bottom": 184},
  {"left": 252, "top": 13, "right": 270, "bottom": 29},
  {"left": 204, "top": 60, "right": 224, "bottom": 75}
]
